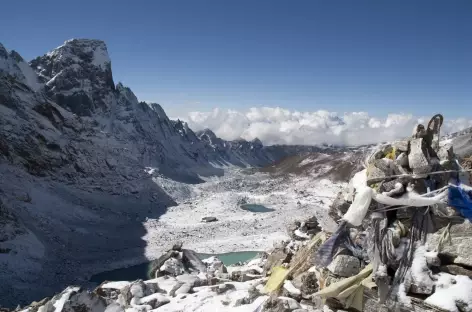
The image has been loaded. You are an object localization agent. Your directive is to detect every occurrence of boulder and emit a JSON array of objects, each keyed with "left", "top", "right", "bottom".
[
  {"left": 282, "top": 280, "right": 302, "bottom": 300},
  {"left": 328, "top": 192, "right": 350, "bottom": 222},
  {"left": 130, "top": 281, "right": 146, "bottom": 299},
  {"left": 176, "top": 274, "right": 203, "bottom": 287},
  {"left": 148, "top": 250, "right": 179, "bottom": 278},
  {"left": 139, "top": 293, "right": 170, "bottom": 309},
  {"left": 172, "top": 241, "right": 183, "bottom": 251},
  {"left": 201, "top": 216, "right": 218, "bottom": 222},
  {"left": 264, "top": 248, "right": 291, "bottom": 273},
  {"left": 168, "top": 282, "right": 185, "bottom": 297},
  {"left": 61, "top": 289, "right": 107, "bottom": 312},
  {"left": 117, "top": 280, "right": 157, "bottom": 306},
  {"left": 327, "top": 255, "right": 360, "bottom": 277},
  {"left": 393, "top": 140, "right": 410, "bottom": 153},
  {"left": 210, "top": 283, "right": 236, "bottom": 294},
  {"left": 292, "top": 272, "right": 318, "bottom": 296},
  {"left": 427, "top": 220, "right": 472, "bottom": 267},
  {"left": 262, "top": 296, "right": 302, "bottom": 312},
  {"left": 182, "top": 249, "right": 207, "bottom": 273},
  {"left": 160, "top": 257, "right": 185, "bottom": 276},
  {"left": 304, "top": 216, "right": 321, "bottom": 231},
  {"left": 174, "top": 283, "right": 192, "bottom": 295},
  {"left": 241, "top": 272, "right": 263, "bottom": 282},
  {"left": 104, "top": 303, "right": 125, "bottom": 312},
  {"left": 408, "top": 138, "right": 432, "bottom": 176},
  {"left": 439, "top": 264, "right": 472, "bottom": 278},
  {"left": 202, "top": 256, "right": 227, "bottom": 275}
]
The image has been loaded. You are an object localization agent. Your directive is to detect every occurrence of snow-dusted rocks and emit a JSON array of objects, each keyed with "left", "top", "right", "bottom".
[
  {"left": 262, "top": 296, "right": 302, "bottom": 311},
  {"left": 160, "top": 258, "right": 186, "bottom": 277},
  {"left": 19, "top": 252, "right": 274, "bottom": 312},
  {"left": 202, "top": 256, "right": 227, "bottom": 275},
  {"left": 18, "top": 287, "right": 106, "bottom": 312},
  {"left": 139, "top": 293, "right": 170, "bottom": 309},
  {"left": 326, "top": 255, "right": 360, "bottom": 278},
  {"left": 427, "top": 220, "right": 472, "bottom": 267}
]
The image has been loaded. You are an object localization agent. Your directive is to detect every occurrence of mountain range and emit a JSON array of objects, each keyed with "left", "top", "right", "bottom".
[{"left": 0, "top": 39, "right": 330, "bottom": 306}]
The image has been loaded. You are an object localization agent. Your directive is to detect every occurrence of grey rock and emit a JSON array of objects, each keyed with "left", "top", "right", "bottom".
[
  {"left": 292, "top": 272, "right": 318, "bottom": 296},
  {"left": 438, "top": 144, "right": 454, "bottom": 162},
  {"left": 160, "top": 257, "right": 185, "bottom": 276},
  {"left": 233, "top": 285, "right": 262, "bottom": 306},
  {"left": 201, "top": 216, "right": 218, "bottom": 222},
  {"left": 408, "top": 138, "right": 432, "bottom": 175},
  {"left": 366, "top": 165, "right": 387, "bottom": 183},
  {"left": 148, "top": 250, "right": 178, "bottom": 278},
  {"left": 262, "top": 296, "right": 301, "bottom": 312},
  {"left": 363, "top": 298, "right": 389, "bottom": 312},
  {"left": 104, "top": 303, "right": 125, "bottom": 312},
  {"left": 282, "top": 280, "right": 302, "bottom": 300},
  {"left": 263, "top": 248, "right": 290, "bottom": 273},
  {"left": 327, "top": 255, "right": 360, "bottom": 277},
  {"left": 182, "top": 249, "right": 207, "bottom": 273},
  {"left": 140, "top": 293, "right": 170, "bottom": 309},
  {"left": 172, "top": 241, "right": 183, "bottom": 251},
  {"left": 62, "top": 289, "right": 107, "bottom": 312},
  {"left": 176, "top": 274, "right": 202, "bottom": 287},
  {"left": 168, "top": 282, "right": 184, "bottom": 297},
  {"left": 174, "top": 283, "right": 192, "bottom": 295},
  {"left": 396, "top": 152, "right": 409, "bottom": 167},
  {"left": 393, "top": 140, "right": 409, "bottom": 152},
  {"left": 427, "top": 220, "right": 472, "bottom": 267},
  {"left": 211, "top": 283, "right": 236, "bottom": 294},
  {"left": 118, "top": 280, "right": 153, "bottom": 305},
  {"left": 328, "top": 192, "right": 350, "bottom": 222},
  {"left": 409, "top": 282, "right": 433, "bottom": 295},
  {"left": 130, "top": 282, "right": 145, "bottom": 299},
  {"left": 241, "top": 272, "right": 262, "bottom": 282},
  {"left": 440, "top": 264, "right": 472, "bottom": 278}
]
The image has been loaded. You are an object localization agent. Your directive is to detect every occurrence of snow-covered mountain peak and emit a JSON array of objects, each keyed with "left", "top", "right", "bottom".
[
  {"left": 30, "top": 39, "right": 114, "bottom": 116},
  {"left": 44, "top": 39, "right": 110, "bottom": 70}
]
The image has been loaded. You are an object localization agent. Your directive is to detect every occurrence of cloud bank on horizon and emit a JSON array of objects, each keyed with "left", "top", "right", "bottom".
[{"left": 178, "top": 107, "right": 472, "bottom": 146}]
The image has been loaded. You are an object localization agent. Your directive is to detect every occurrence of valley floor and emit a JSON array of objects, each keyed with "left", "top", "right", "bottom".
[
  {"left": 144, "top": 168, "right": 343, "bottom": 259},
  {"left": 0, "top": 165, "right": 344, "bottom": 307}
]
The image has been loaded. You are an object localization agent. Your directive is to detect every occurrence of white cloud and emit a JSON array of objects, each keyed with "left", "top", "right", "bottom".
[{"left": 177, "top": 107, "right": 472, "bottom": 146}]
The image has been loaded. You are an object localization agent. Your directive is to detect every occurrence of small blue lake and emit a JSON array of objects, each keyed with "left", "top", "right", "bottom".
[
  {"left": 240, "top": 204, "right": 275, "bottom": 213},
  {"left": 89, "top": 251, "right": 260, "bottom": 285}
]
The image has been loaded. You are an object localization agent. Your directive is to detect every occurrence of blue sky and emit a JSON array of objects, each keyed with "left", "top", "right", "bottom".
[{"left": 1, "top": 0, "right": 470, "bottom": 117}]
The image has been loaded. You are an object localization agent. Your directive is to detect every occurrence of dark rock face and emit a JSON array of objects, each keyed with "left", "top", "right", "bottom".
[{"left": 30, "top": 39, "right": 114, "bottom": 116}]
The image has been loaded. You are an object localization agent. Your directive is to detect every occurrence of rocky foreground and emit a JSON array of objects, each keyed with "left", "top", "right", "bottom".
[{"left": 12, "top": 213, "right": 472, "bottom": 312}]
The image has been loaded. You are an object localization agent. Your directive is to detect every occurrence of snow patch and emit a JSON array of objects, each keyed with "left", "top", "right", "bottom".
[
  {"left": 101, "top": 281, "right": 131, "bottom": 290},
  {"left": 17, "top": 61, "right": 42, "bottom": 91},
  {"left": 92, "top": 45, "right": 111, "bottom": 69},
  {"left": 425, "top": 273, "right": 472, "bottom": 312},
  {"left": 53, "top": 286, "right": 80, "bottom": 312}
]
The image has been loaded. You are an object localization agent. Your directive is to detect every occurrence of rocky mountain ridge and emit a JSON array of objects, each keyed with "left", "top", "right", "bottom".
[{"left": 0, "top": 39, "right": 323, "bottom": 306}]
